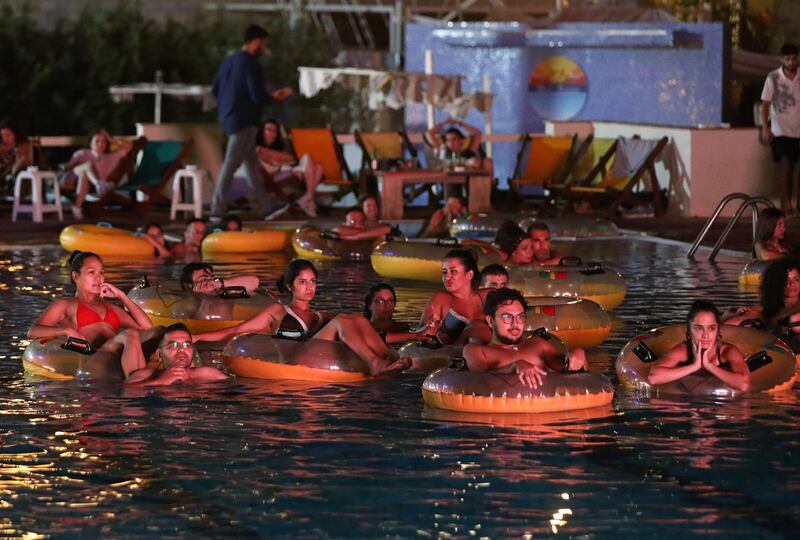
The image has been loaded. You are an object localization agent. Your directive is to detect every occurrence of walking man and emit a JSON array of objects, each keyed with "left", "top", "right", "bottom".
[
  {"left": 761, "top": 43, "right": 800, "bottom": 214},
  {"left": 211, "top": 24, "right": 293, "bottom": 220}
]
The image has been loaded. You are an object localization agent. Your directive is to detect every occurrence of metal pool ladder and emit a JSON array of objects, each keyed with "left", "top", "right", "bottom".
[{"left": 687, "top": 193, "right": 775, "bottom": 261}]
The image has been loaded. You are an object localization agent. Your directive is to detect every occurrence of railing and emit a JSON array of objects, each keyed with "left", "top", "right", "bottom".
[{"left": 687, "top": 193, "right": 775, "bottom": 261}]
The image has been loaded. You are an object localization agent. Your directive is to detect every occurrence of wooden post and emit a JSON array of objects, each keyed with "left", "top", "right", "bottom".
[{"left": 425, "top": 49, "right": 435, "bottom": 129}]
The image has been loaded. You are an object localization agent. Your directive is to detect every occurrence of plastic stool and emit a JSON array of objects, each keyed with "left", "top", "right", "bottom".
[
  {"left": 170, "top": 165, "right": 207, "bottom": 220},
  {"left": 12, "top": 167, "right": 63, "bottom": 222}
]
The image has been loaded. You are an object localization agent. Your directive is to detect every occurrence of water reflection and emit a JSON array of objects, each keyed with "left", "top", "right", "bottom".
[{"left": 0, "top": 239, "right": 796, "bottom": 537}]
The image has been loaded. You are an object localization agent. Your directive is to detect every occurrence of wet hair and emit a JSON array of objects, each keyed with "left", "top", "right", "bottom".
[
  {"left": 686, "top": 299, "right": 722, "bottom": 328},
  {"left": 363, "top": 283, "right": 396, "bottom": 319},
  {"left": 276, "top": 259, "right": 318, "bottom": 295},
  {"left": 187, "top": 218, "right": 205, "bottom": 227},
  {"left": 68, "top": 250, "right": 101, "bottom": 282},
  {"left": 346, "top": 207, "right": 365, "bottom": 218},
  {"left": 755, "top": 208, "right": 784, "bottom": 243},
  {"left": 484, "top": 287, "right": 527, "bottom": 317},
  {"left": 494, "top": 220, "right": 527, "bottom": 257},
  {"left": 222, "top": 214, "right": 242, "bottom": 231},
  {"left": 143, "top": 222, "right": 162, "bottom": 234},
  {"left": 444, "top": 248, "right": 481, "bottom": 290},
  {"left": 162, "top": 323, "right": 191, "bottom": 343},
  {"left": 762, "top": 258, "right": 800, "bottom": 319},
  {"left": 244, "top": 24, "right": 269, "bottom": 43},
  {"left": 180, "top": 262, "right": 212, "bottom": 291},
  {"left": 527, "top": 222, "right": 551, "bottom": 235},
  {"left": 443, "top": 127, "right": 465, "bottom": 139},
  {"left": 780, "top": 43, "right": 798, "bottom": 56},
  {"left": 480, "top": 264, "right": 508, "bottom": 281}
]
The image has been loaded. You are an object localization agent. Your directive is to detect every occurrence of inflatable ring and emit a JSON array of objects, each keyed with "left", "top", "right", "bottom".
[
  {"left": 525, "top": 297, "right": 611, "bottom": 349},
  {"left": 371, "top": 239, "right": 503, "bottom": 282},
  {"left": 397, "top": 343, "right": 464, "bottom": 373},
  {"left": 292, "top": 227, "right": 378, "bottom": 261},
  {"left": 223, "top": 333, "right": 370, "bottom": 382},
  {"left": 60, "top": 224, "right": 156, "bottom": 258},
  {"left": 422, "top": 369, "right": 614, "bottom": 414},
  {"left": 616, "top": 324, "right": 797, "bottom": 396},
  {"left": 450, "top": 213, "right": 619, "bottom": 240},
  {"left": 507, "top": 262, "right": 626, "bottom": 311},
  {"left": 128, "top": 280, "right": 273, "bottom": 334},
  {"left": 739, "top": 259, "right": 771, "bottom": 288},
  {"left": 202, "top": 227, "right": 293, "bottom": 254}
]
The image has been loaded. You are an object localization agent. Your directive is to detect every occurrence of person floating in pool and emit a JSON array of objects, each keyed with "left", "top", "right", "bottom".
[
  {"left": 364, "top": 283, "right": 436, "bottom": 345},
  {"left": 421, "top": 249, "right": 493, "bottom": 346},
  {"left": 494, "top": 220, "right": 533, "bottom": 264},
  {"left": 419, "top": 196, "right": 466, "bottom": 239},
  {"left": 479, "top": 264, "right": 508, "bottom": 289},
  {"left": 527, "top": 222, "right": 564, "bottom": 265},
  {"left": 27, "top": 251, "right": 156, "bottom": 381},
  {"left": 193, "top": 259, "right": 408, "bottom": 375},
  {"left": 139, "top": 222, "right": 171, "bottom": 258},
  {"left": 222, "top": 214, "right": 243, "bottom": 232},
  {"left": 171, "top": 218, "right": 206, "bottom": 258},
  {"left": 648, "top": 300, "right": 750, "bottom": 392},
  {"left": 360, "top": 194, "right": 382, "bottom": 226},
  {"left": 333, "top": 207, "right": 393, "bottom": 241},
  {"left": 463, "top": 287, "right": 587, "bottom": 388},
  {"left": 180, "top": 262, "right": 260, "bottom": 295},
  {"left": 754, "top": 208, "right": 792, "bottom": 260},
  {"left": 130, "top": 323, "right": 228, "bottom": 386}
]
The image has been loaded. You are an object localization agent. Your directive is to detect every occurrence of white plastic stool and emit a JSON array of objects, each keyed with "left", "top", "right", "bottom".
[
  {"left": 12, "top": 167, "right": 63, "bottom": 222},
  {"left": 170, "top": 165, "right": 207, "bottom": 220}
]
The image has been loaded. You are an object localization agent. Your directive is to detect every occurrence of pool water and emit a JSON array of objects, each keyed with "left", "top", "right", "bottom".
[{"left": 1, "top": 238, "right": 799, "bottom": 538}]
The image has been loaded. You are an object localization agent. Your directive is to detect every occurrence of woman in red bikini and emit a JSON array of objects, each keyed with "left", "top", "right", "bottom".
[{"left": 28, "top": 251, "right": 155, "bottom": 382}]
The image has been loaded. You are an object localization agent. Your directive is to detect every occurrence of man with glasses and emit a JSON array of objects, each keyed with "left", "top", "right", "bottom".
[
  {"left": 128, "top": 323, "right": 228, "bottom": 386},
  {"left": 463, "top": 288, "right": 586, "bottom": 388}
]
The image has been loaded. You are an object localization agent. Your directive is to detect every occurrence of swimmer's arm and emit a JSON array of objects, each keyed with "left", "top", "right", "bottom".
[
  {"left": 193, "top": 304, "right": 281, "bottom": 343},
  {"left": 647, "top": 342, "right": 699, "bottom": 384},
  {"left": 463, "top": 343, "right": 545, "bottom": 372},
  {"left": 534, "top": 254, "right": 564, "bottom": 265},
  {"left": 705, "top": 345, "right": 750, "bottom": 392},
  {"left": 528, "top": 338, "right": 586, "bottom": 372},
  {"left": 102, "top": 284, "right": 152, "bottom": 331},
  {"left": 28, "top": 300, "right": 79, "bottom": 339},
  {"left": 754, "top": 241, "right": 783, "bottom": 260},
  {"left": 257, "top": 146, "right": 295, "bottom": 166},
  {"left": 420, "top": 294, "right": 447, "bottom": 333},
  {"left": 188, "top": 366, "right": 229, "bottom": 383},
  {"left": 216, "top": 274, "right": 259, "bottom": 295},
  {"left": 143, "top": 235, "right": 170, "bottom": 257},
  {"left": 336, "top": 225, "right": 392, "bottom": 241},
  {"left": 418, "top": 210, "right": 444, "bottom": 239}
]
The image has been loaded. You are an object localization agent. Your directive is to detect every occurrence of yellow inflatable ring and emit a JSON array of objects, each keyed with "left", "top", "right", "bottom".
[
  {"left": 128, "top": 281, "right": 273, "bottom": 334},
  {"left": 422, "top": 368, "right": 614, "bottom": 414},
  {"left": 450, "top": 213, "right": 619, "bottom": 240},
  {"left": 507, "top": 262, "right": 626, "bottom": 311},
  {"left": 223, "top": 333, "right": 370, "bottom": 382},
  {"left": 202, "top": 227, "right": 293, "bottom": 254},
  {"left": 371, "top": 239, "right": 503, "bottom": 282},
  {"left": 615, "top": 324, "right": 797, "bottom": 396},
  {"left": 525, "top": 297, "right": 611, "bottom": 349},
  {"left": 738, "top": 259, "right": 771, "bottom": 288},
  {"left": 60, "top": 224, "right": 156, "bottom": 258},
  {"left": 292, "top": 227, "right": 378, "bottom": 261}
]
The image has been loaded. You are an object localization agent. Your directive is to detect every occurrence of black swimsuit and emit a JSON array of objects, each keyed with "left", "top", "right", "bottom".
[{"left": 275, "top": 305, "right": 322, "bottom": 340}]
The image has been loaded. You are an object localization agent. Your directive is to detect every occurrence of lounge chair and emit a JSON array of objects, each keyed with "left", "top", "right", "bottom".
[
  {"left": 354, "top": 130, "right": 418, "bottom": 194},
  {"left": 561, "top": 136, "right": 669, "bottom": 217},
  {"left": 84, "top": 137, "right": 192, "bottom": 218},
  {"left": 507, "top": 133, "right": 584, "bottom": 206},
  {"left": 289, "top": 128, "right": 355, "bottom": 202}
]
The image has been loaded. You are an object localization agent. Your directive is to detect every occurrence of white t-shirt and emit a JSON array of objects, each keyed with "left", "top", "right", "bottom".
[{"left": 761, "top": 67, "right": 800, "bottom": 138}]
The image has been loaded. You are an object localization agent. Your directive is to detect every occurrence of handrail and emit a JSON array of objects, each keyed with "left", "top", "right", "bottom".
[{"left": 687, "top": 193, "right": 775, "bottom": 261}]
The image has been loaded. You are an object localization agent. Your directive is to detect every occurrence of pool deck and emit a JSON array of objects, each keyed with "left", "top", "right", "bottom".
[{"left": 0, "top": 199, "right": 773, "bottom": 255}]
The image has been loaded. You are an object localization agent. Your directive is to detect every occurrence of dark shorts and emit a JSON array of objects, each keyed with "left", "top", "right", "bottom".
[{"left": 771, "top": 136, "right": 800, "bottom": 162}]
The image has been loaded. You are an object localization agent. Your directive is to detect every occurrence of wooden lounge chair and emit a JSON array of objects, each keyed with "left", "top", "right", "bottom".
[
  {"left": 289, "top": 127, "right": 355, "bottom": 202},
  {"left": 507, "top": 133, "right": 584, "bottom": 206},
  {"left": 562, "top": 136, "right": 669, "bottom": 217},
  {"left": 354, "top": 130, "right": 418, "bottom": 194},
  {"left": 85, "top": 137, "right": 192, "bottom": 218}
]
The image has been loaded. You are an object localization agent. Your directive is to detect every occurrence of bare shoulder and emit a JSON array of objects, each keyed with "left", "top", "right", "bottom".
[{"left": 189, "top": 366, "right": 229, "bottom": 382}]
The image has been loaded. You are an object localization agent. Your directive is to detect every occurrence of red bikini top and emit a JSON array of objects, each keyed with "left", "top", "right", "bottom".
[{"left": 76, "top": 300, "right": 121, "bottom": 330}]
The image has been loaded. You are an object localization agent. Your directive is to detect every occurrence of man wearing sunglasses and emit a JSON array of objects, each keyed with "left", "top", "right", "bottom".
[
  {"left": 463, "top": 288, "right": 586, "bottom": 388},
  {"left": 129, "top": 323, "right": 228, "bottom": 386}
]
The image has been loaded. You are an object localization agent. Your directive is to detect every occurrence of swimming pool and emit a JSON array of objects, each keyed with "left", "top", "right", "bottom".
[{"left": 0, "top": 237, "right": 798, "bottom": 538}]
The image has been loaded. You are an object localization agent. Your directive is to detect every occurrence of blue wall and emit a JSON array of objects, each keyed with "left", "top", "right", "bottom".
[{"left": 405, "top": 22, "right": 727, "bottom": 183}]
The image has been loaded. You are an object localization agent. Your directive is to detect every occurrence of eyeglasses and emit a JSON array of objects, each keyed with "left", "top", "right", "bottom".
[
  {"left": 496, "top": 313, "right": 526, "bottom": 325},
  {"left": 162, "top": 340, "right": 192, "bottom": 351}
]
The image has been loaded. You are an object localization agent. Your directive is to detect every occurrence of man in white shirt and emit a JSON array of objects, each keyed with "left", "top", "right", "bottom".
[{"left": 762, "top": 43, "right": 800, "bottom": 213}]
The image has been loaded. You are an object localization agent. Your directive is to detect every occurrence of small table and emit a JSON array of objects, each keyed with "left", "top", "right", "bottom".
[{"left": 379, "top": 168, "right": 492, "bottom": 220}]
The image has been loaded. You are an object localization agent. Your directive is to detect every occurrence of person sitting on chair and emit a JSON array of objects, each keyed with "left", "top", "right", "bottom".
[
  {"left": 424, "top": 117, "right": 492, "bottom": 175},
  {"left": 0, "top": 121, "right": 33, "bottom": 193}
]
